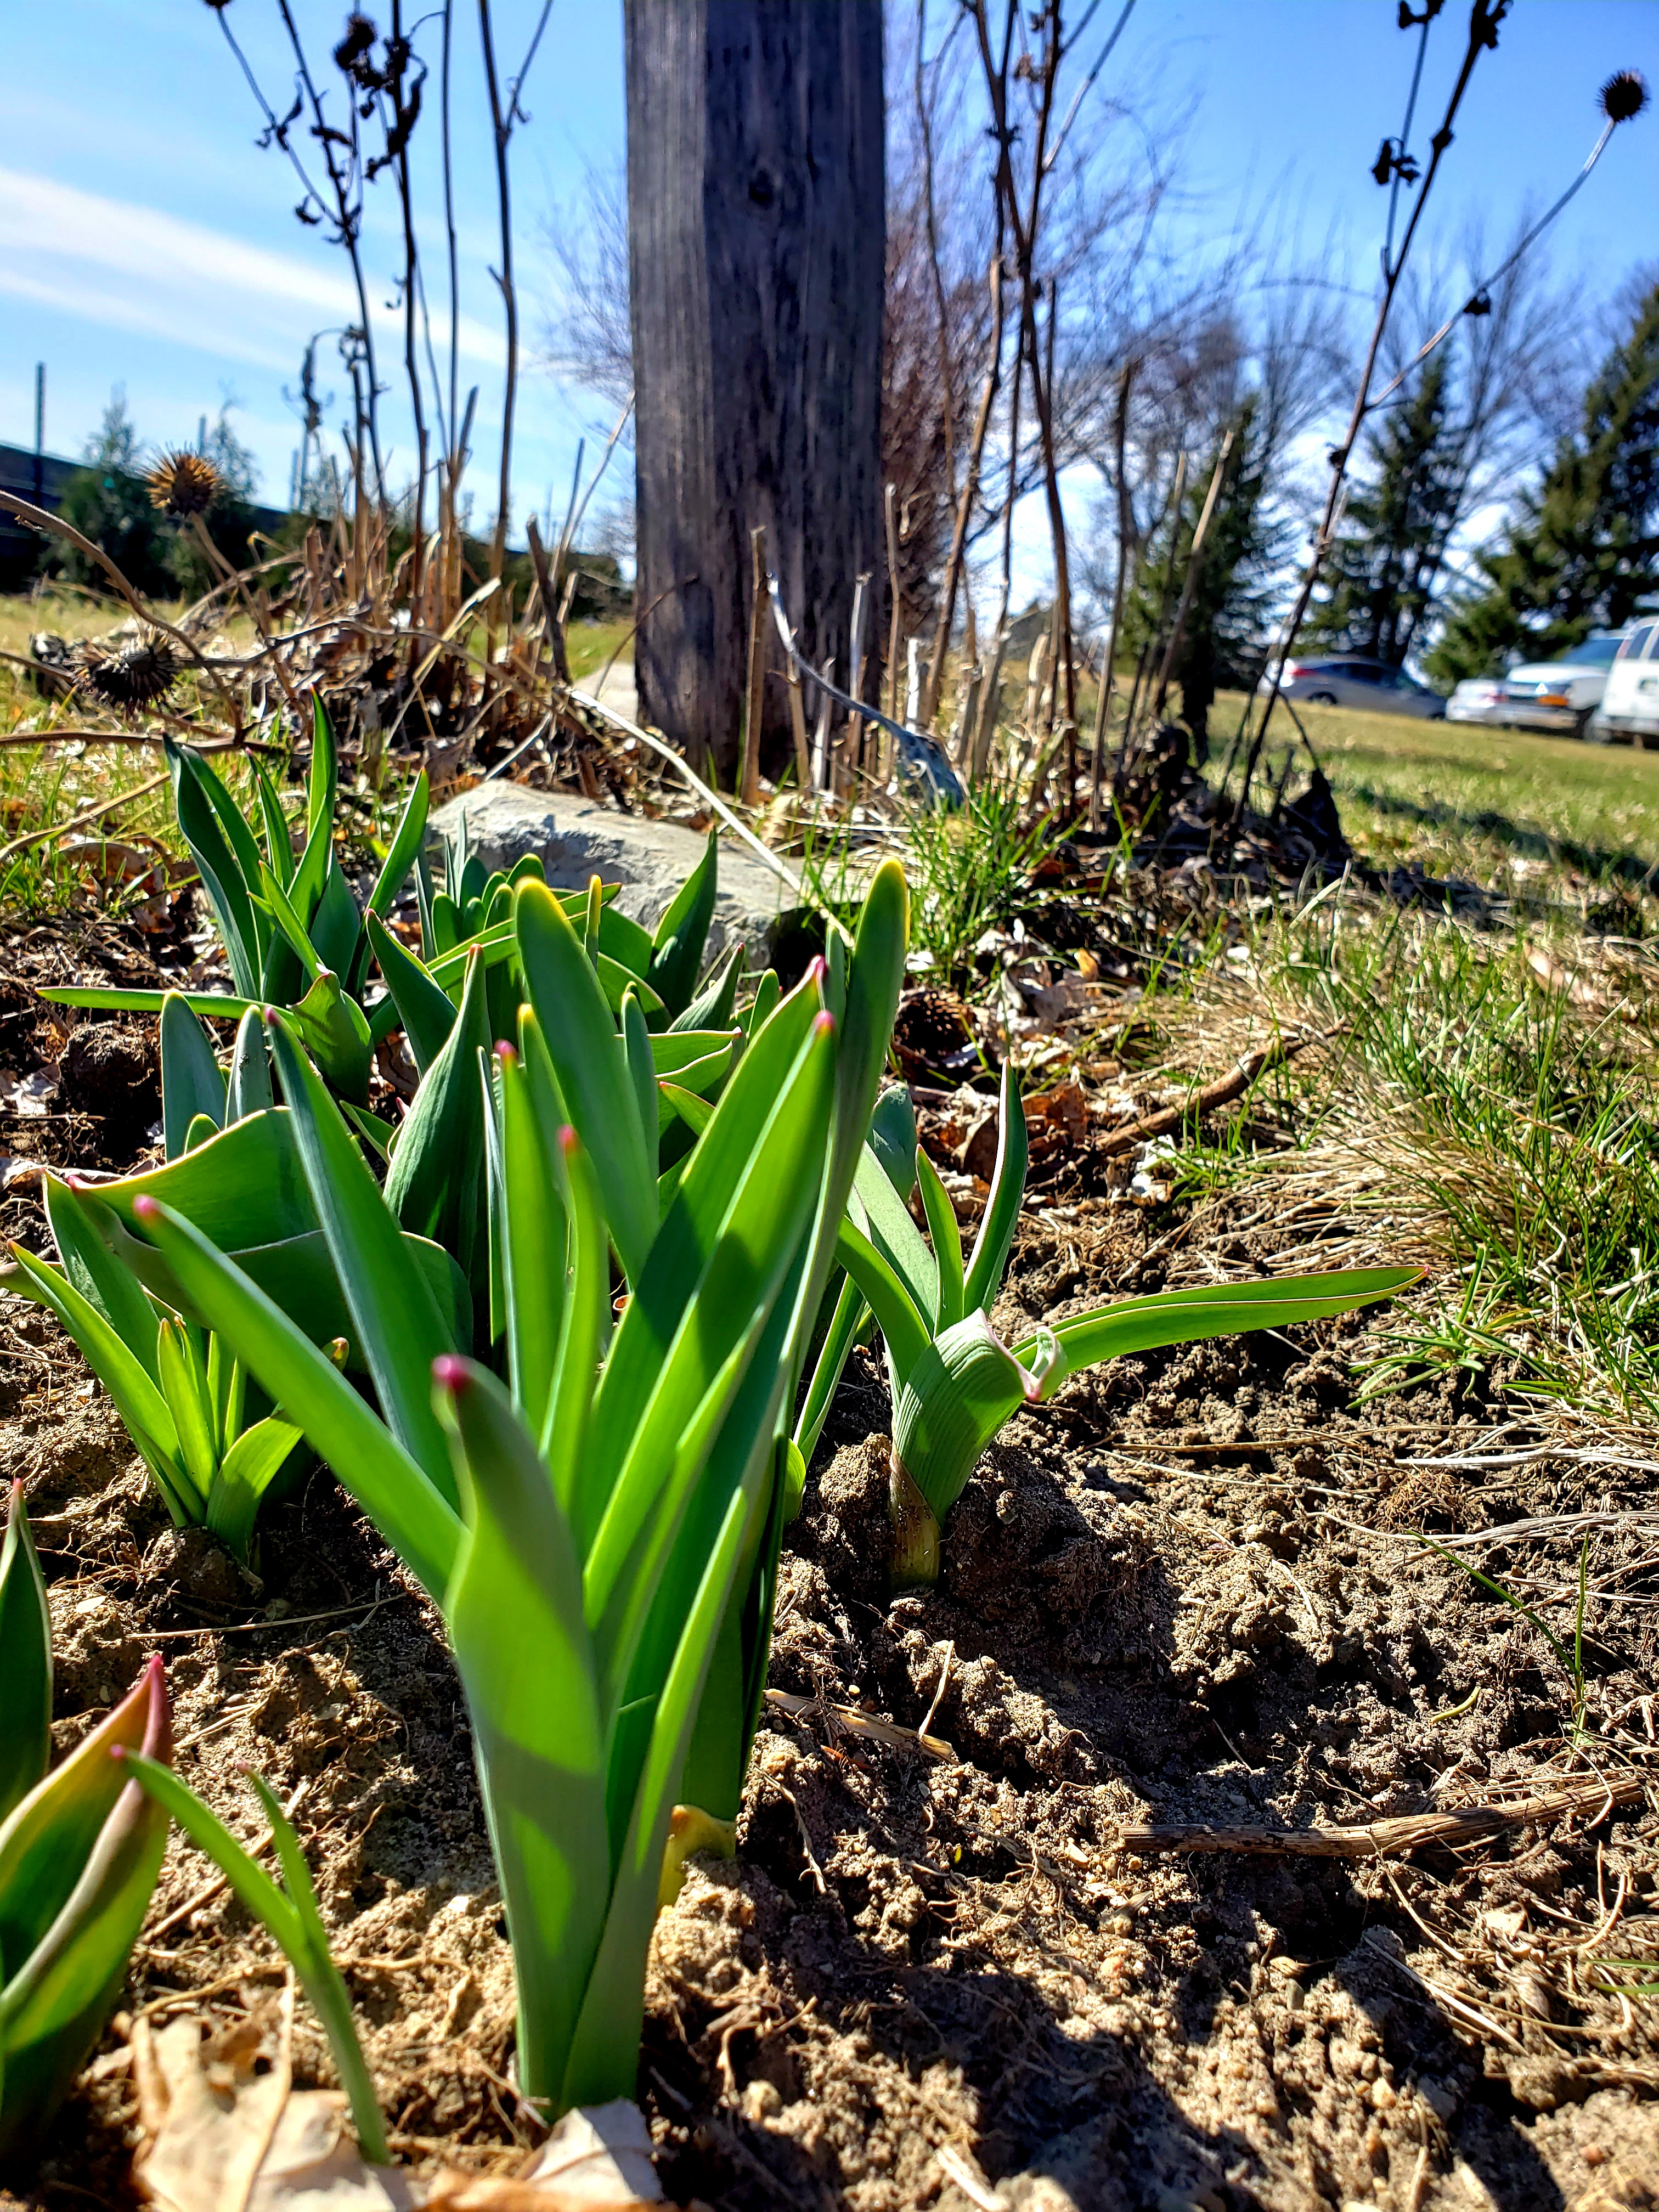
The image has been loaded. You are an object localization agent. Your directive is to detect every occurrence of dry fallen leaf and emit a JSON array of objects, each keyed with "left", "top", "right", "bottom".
[{"left": 129, "top": 2008, "right": 663, "bottom": 2212}]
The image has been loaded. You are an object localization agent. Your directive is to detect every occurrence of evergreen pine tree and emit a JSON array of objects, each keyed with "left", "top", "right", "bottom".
[
  {"left": 52, "top": 391, "right": 171, "bottom": 596},
  {"left": 1309, "top": 349, "right": 1460, "bottom": 665},
  {"left": 1120, "top": 398, "right": 1288, "bottom": 749},
  {"left": 1427, "top": 281, "right": 1659, "bottom": 685}
]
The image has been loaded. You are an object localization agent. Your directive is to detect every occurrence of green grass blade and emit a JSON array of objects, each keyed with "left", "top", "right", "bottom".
[
  {"left": 579, "top": 966, "right": 825, "bottom": 1548},
  {"left": 852, "top": 1146, "right": 938, "bottom": 1329},
  {"left": 435, "top": 1359, "right": 611, "bottom": 2106},
  {"left": 916, "top": 1148, "right": 964, "bottom": 1330},
  {"left": 256, "top": 1772, "right": 389, "bottom": 2161},
  {"left": 163, "top": 740, "right": 261, "bottom": 998},
  {"left": 157, "top": 1319, "right": 217, "bottom": 1505},
  {"left": 539, "top": 1122, "right": 609, "bottom": 1519},
  {"left": 206, "top": 1415, "right": 304, "bottom": 1563},
  {"left": 252, "top": 758, "right": 295, "bottom": 889},
  {"left": 516, "top": 880, "right": 656, "bottom": 1285},
  {"left": 496, "top": 1045, "right": 567, "bottom": 1438},
  {"left": 364, "top": 912, "right": 458, "bottom": 1075},
  {"left": 129, "top": 1197, "right": 460, "bottom": 1601},
  {"left": 962, "top": 1058, "right": 1027, "bottom": 1317},
  {"left": 225, "top": 1010, "right": 273, "bottom": 1124},
  {"left": 742, "top": 968, "right": 781, "bottom": 1043},
  {"left": 366, "top": 770, "right": 430, "bottom": 922},
  {"left": 119, "top": 1754, "right": 390, "bottom": 2160},
  {"left": 0, "top": 1485, "right": 51, "bottom": 1824},
  {"left": 36, "top": 987, "right": 257, "bottom": 1021},
  {"left": 160, "top": 994, "right": 227, "bottom": 1159},
  {"left": 290, "top": 694, "right": 339, "bottom": 926},
  {"left": 792, "top": 1273, "right": 867, "bottom": 1470},
  {"left": 309, "top": 860, "right": 363, "bottom": 980},
  {"left": 585, "top": 1013, "right": 837, "bottom": 1708},
  {"left": 255, "top": 861, "right": 326, "bottom": 982},
  {"left": 382, "top": 946, "right": 490, "bottom": 1298},
  {"left": 832, "top": 1217, "right": 932, "bottom": 1384},
  {"left": 43, "top": 1177, "right": 160, "bottom": 1379},
  {"left": 3, "top": 1246, "right": 183, "bottom": 1500},
  {"left": 646, "top": 829, "right": 718, "bottom": 1017},
  {"left": 560, "top": 1472, "right": 752, "bottom": 2112},
  {"left": 670, "top": 940, "right": 744, "bottom": 1034},
  {"left": 621, "top": 991, "right": 657, "bottom": 1158},
  {"left": 262, "top": 1017, "right": 459, "bottom": 1502},
  {"left": 868, "top": 1083, "right": 918, "bottom": 1195},
  {"left": 1017, "top": 1267, "right": 1421, "bottom": 1370}
]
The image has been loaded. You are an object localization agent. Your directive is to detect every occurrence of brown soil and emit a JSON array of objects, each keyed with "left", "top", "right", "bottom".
[{"left": 4, "top": 952, "right": 1657, "bottom": 2212}]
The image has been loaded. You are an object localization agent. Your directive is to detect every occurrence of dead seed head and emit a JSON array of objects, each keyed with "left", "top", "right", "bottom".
[
  {"left": 79, "top": 627, "right": 180, "bottom": 715},
  {"left": 146, "top": 449, "right": 224, "bottom": 517},
  {"left": 1600, "top": 70, "right": 1649, "bottom": 124},
  {"left": 334, "top": 14, "right": 377, "bottom": 72}
]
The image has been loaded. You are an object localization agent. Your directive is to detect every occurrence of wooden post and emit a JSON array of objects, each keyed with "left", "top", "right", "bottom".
[
  {"left": 625, "top": 1, "right": 884, "bottom": 782},
  {"left": 740, "top": 523, "right": 767, "bottom": 805}
]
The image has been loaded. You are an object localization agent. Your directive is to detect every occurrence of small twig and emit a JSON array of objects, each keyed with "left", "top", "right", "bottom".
[
  {"left": 568, "top": 684, "right": 812, "bottom": 910},
  {"left": 1096, "top": 1031, "right": 1324, "bottom": 1158},
  {"left": 765, "top": 1686, "right": 955, "bottom": 1764},
  {"left": 919, "top": 1640, "right": 956, "bottom": 1742},
  {"left": 1120, "top": 1775, "right": 1643, "bottom": 1859},
  {"left": 145, "top": 1780, "right": 311, "bottom": 1943},
  {"left": 0, "top": 773, "right": 170, "bottom": 867},
  {"left": 139, "top": 1595, "right": 412, "bottom": 1641}
]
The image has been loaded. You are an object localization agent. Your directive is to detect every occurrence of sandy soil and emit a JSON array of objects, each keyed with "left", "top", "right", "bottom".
[{"left": 3, "top": 932, "right": 1656, "bottom": 2212}]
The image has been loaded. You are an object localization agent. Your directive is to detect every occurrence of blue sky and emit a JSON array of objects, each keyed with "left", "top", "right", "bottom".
[{"left": 5, "top": 1, "right": 1655, "bottom": 584}]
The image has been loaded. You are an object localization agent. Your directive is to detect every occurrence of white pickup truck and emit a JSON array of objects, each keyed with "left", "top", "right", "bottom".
[
  {"left": 1590, "top": 619, "right": 1659, "bottom": 747},
  {"left": 1500, "top": 631, "right": 1626, "bottom": 738}
]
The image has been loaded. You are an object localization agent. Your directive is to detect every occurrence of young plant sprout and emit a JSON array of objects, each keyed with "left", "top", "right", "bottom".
[
  {"left": 818, "top": 1063, "right": 1417, "bottom": 1589},
  {"left": 117, "top": 1757, "right": 387, "bottom": 2163},
  {"left": 1, "top": 998, "right": 356, "bottom": 1565},
  {"left": 41, "top": 701, "right": 428, "bottom": 1103},
  {"left": 111, "top": 863, "right": 905, "bottom": 2115},
  {"left": 0, "top": 1485, "right": 173, "bottom": 2159}
]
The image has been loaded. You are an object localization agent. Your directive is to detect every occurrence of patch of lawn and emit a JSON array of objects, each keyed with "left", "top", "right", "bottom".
[{"left": 1207, "top": 689, "right": 1659, "bottom": 891}]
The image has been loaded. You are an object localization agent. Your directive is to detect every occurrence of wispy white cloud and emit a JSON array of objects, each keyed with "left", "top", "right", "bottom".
[{"left": 0, "top": 167, "right": 506, "bottom": 377}]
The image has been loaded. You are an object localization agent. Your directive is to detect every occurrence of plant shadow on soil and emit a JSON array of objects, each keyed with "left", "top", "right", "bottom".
[
  {"left": 3, "top": 953, "right": 1651, "bottom": 2209},
  {"left": 668, "top": 1307, "right": 1570, "bottom": 2212}
]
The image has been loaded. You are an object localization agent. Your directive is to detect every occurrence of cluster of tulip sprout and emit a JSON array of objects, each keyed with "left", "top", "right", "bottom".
[{"left": 0, "top": 721, "right": 1411, "bottom": 2156}]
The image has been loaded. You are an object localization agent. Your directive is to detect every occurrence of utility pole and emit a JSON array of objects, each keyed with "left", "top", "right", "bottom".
[{"left": 32, "top": 364, "right": 44, "bottom": 503}]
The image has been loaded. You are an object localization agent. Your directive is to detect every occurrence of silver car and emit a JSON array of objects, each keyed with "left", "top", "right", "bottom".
[
  {"left": 1445, "top": 677, "right": 1506, "bottom": 725},
  {"left": 1259, "top": 656, "right": 1445, "bottom": 719}
]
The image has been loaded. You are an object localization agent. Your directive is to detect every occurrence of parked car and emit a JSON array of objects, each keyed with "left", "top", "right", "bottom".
[
  {"left": 1589, "top": 620, "right": 1659, "bottom": 747},
  {"left": 1445, "top": 676, "right": 1506, "bottom": 725},
  {"left": 1257, "top": 656, "right": 1444, "bottom": 719},
  {"left": 1500, "top": 630, "right": 1626, "bottom": 737}
]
